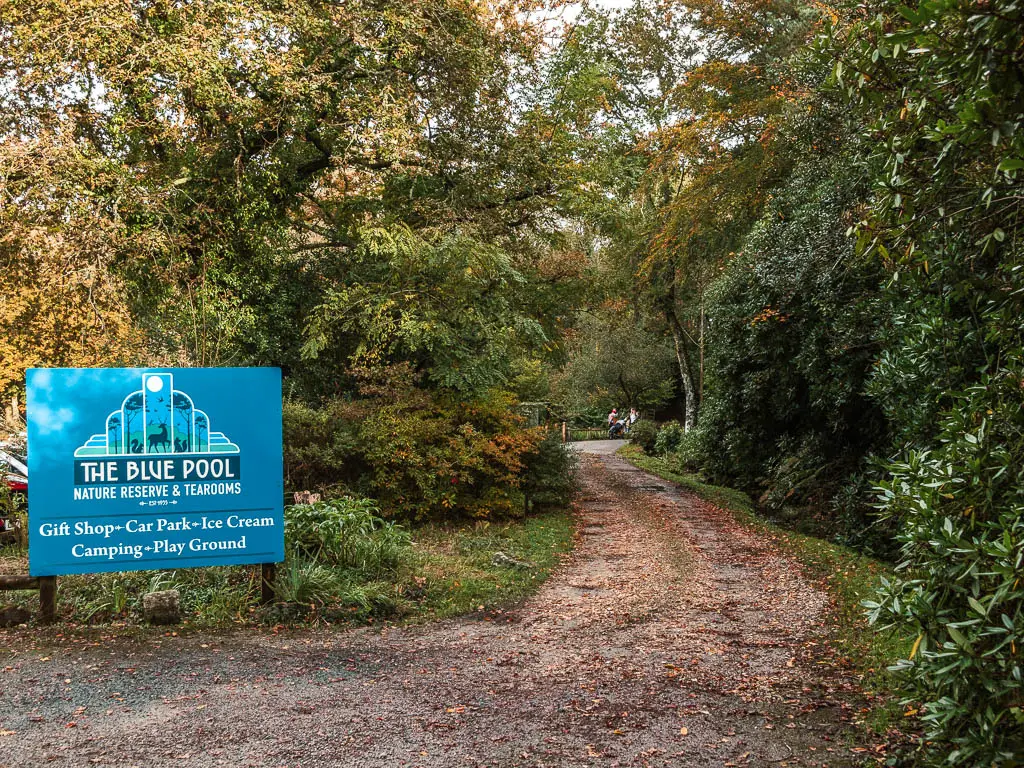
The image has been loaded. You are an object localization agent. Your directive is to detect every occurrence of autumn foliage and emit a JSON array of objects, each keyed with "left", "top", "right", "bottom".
[{"left": 0, "top": 137, "right": 157, "bottom": 392}]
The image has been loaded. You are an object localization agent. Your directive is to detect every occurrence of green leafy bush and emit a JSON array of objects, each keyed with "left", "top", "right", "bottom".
[
  {"left": 70, "top": 571, "right": 151, "bottom": 622},
  {"left": 522, "top": 431, "right": 579, "bottom": 511},
  {"left": 275, "top": 558, "right": 344, "bottom": 606},
  {"left": 868, "top": 375, "right": 1024, "bottom": 764},
  {"left": 282, "top": 366, "right": 552, "bottom": 521},
  {"left": 653, "top": 421, "right": 684, "bottom": 456},
  {"left": 172, "top": 568, "right": 252, "bottom": 623},
  {"left": 273, "top": 559, "right": 405, "bottom": 619},
  {"left": 825, "top": 0, "right": 1024, "bottom": 760},
  {"left": 282, "top": 399, "right": 360, "bottom": 494},
  {"left": 276, "top": 496, "right": 412, "bottom": 617},
  {"left": 355, "top": 375, "right": 544, "bottom": 521},
  {"left": 0, "top": 483, "right": 26, "bottom": 548},
  {"left": 629, "top": 420, "right": 658, "bottom": 453},
  {"left": 326, "top": 580, "right": 405, "bottom": 620},
  {"left": 56, "top": 568, "right": 252, "bottom": 625},
  {"left": 284, "top": 497, "right": 410, "bottom": 577},
  {"left": 687, "top": 156, "right": 887, "bottom": 544}
]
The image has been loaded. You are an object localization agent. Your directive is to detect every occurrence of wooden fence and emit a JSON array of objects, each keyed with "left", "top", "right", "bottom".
[{"left": 553, "top": 424, "right": 612, "bottom": 442}]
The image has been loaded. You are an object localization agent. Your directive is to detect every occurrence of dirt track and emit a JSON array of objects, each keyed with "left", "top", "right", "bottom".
[{"left": 0, "top": 443, "right": 867, "bottom": 767}]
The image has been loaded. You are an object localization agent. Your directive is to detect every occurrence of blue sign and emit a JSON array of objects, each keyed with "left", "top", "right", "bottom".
[{"left": 26, "top": 368, "right": 283, "bottom": 576}]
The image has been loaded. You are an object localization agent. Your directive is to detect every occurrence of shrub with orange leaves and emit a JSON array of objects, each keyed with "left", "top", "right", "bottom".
[
  {"left": 359, "top": 388, "right": 544, "bottom": 521},
  {"left": 284, "top": 365, "right": 557, "bottom": 522}
]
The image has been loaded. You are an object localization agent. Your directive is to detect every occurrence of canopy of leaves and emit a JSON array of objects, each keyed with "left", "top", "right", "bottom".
[
  {"left": 0, "top": 0, "right": 585, "bottom": 398},
  {"left": 552, "top": 303, "right": 676, "bottom": 416}
]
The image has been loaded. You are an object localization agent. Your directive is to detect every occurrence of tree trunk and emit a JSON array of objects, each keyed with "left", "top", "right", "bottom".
[
  {"left": 668, "top": 312, "right": 699, "bottom": 432},
  {"left": 617, "top": 372, "right": 634, "bottom": 411},
  {"left": 698, "top": 283, "right": 705, "bottom": 402}
]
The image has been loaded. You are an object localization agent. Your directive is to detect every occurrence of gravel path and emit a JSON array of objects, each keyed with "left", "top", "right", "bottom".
[{"left": 0, "top": 444, "right": 867, "bottom": 767}]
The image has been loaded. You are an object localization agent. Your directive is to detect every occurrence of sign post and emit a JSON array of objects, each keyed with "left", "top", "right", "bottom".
[{"left": 26, "top": 368, "right": 284, "bottom": 611}]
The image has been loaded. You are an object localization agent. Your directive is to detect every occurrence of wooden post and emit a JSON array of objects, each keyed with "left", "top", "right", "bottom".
[
  {"left": 38, "top": 576, "right": 56, "bottom": 624},
  {"left": 0, "top": 574, "right": 54, "bottom": 623},
  {"left": 260, "top": 563, "right": 276, "bottom": 605},
  {"left": 562, "top": 421, "right": 568, "bottom": 443}
]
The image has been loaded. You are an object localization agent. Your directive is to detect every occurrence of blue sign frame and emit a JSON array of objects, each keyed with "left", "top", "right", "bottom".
[{"left": 27, "top": 368, "right": 284, "bottom": 576}]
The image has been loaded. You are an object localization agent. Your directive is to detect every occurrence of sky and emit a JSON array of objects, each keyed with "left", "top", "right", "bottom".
[{"left": 533, "top": 0, "right": 637, "bottom": 34}]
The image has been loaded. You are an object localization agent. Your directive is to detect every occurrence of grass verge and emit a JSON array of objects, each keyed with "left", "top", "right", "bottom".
[
  {"left": 409, "top": 511, "right": 576, "bottom": 622},
  {"left": 618, "top": 444, "right": 913, "bottom": 734},
  {"left": 0, "top": 509, "right": 575, "bottom": 630}
]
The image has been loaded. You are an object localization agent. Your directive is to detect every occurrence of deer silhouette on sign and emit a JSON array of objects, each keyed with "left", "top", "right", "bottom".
[{"left": 147, "top": 421, "right": 171, "bottom": 453}]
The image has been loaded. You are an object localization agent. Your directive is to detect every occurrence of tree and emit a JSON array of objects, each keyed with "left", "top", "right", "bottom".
[
  {"left": 0, "top": 0, "right": 583, "bottom": 398},
  {"left": 300, "top": 226, "right": 551, "bottom": 395},
  {"left": 690, "top": 154, "right": 888, "bottom": 540},
  {"left": 552, "top": 304, "right": 676, "bottom": 418},
  {"left": 824, "top": 0, "right": 1024, "bottom": 761},
  {"left": 548, "top": 0, "right": 814, "bottom": 429},
  {"left": 0, "top": 135, "right": 151, "bottom": 395}
]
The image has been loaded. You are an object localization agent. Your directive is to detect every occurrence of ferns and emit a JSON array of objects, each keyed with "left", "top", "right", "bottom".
[{"left": 284, "top": 497, "right": 411, "bottom": 577}]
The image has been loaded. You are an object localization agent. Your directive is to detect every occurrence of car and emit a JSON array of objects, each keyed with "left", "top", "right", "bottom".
[{"left": 0, "top": 446, "right": 28, "bottom": 534}]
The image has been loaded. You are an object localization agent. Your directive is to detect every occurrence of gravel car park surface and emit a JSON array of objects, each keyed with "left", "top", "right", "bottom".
[{"left": 0, "top": 442, "right": 870, "bottom": 767}]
